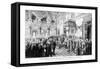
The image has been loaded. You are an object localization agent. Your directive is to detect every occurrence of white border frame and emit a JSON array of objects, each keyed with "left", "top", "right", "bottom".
[{"left": 20, "top": 5, "right": 96, "bottom": 64}]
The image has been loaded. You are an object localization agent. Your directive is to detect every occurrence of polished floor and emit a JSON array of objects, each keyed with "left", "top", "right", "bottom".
[{"left": 55, "top": 47, "right": 76, "bottom": 56}]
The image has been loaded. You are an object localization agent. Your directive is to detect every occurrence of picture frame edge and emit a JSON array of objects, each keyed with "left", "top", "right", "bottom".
[{"left": 11, "top": 2, "right": 98, "bottom": 67}]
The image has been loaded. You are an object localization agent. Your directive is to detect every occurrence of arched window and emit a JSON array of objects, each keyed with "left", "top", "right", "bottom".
[{"left": 31, "top": 14, "right": 36, "bottom": 22}]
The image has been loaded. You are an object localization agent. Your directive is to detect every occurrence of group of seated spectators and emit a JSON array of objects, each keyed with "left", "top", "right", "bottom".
[{"left": 25, "top": 37, "right": 92, "bottom": 58}]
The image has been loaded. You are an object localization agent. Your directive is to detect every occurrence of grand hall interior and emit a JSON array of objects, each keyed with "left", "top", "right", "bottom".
[{"left": 25, "top": 10, "right": 92, "bottom": 58}]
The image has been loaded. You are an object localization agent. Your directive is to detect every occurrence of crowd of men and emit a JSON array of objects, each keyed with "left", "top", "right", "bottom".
[
  {"left": 25, "top": 37, "right": 56, "bottom": 58},
  {"left": 25, "top": 37, "right": 92, "bottom": 58}
]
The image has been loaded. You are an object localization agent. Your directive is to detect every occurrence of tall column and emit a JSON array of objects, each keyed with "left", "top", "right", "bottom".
[{"left": 82, "top": 20, "right": 86, "bottom": 40}]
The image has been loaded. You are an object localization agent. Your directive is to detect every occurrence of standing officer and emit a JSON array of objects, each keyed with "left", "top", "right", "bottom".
[{"left": 45, "top": 40, "right": 52, "bottom": 57}]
